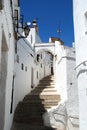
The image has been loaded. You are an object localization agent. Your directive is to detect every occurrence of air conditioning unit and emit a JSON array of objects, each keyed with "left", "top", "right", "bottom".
[{"left": 14, "top": 6, "right": 20, "bottom": 20}]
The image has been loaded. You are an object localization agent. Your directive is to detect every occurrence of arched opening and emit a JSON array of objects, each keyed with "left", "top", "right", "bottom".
[
  {"left": 0, "top": 30, "right": 8, "bottom": 130},
  {"left": 35, "top": 49, "right": 54, "bottom": 76}
]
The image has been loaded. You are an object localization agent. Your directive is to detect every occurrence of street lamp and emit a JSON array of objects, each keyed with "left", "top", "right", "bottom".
[{"left": 13, "top": 13, "right": 30, "bottom": 39}]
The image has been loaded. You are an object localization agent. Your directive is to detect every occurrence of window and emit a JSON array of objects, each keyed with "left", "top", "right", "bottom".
[
  {"left": 37, "top": 71, "right": 38, "bottom": 79},
  {"left": 21, "top": 63, "right": 24, "bottom": 70},
  {"left": 17, "top": 55, "right": 19, "bottom": 63},
  {"left": 41, "top": 64, "right": 42, "bottom": 68},
  {"left": 25, "top": 66, "right": 27, "bottom": 71},
  {"left": 37, "top": 54, "right": 40, "bottom": 62},
  {"left": 31, "top": 35, "right": 33, "bottom": 43},
  {"left": 41, "top": 54, "right": 42, "bottom": 59},
  {"left": 10, "top": 76, "right": 14, "bottom": 114},
  {"left": 0, "top": 0, "right": 3, "bottom": 10}
]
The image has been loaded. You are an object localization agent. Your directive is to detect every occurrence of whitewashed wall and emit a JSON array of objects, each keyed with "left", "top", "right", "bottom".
[
  {"left": 14, "top": 39, "right": 37, "bottom": 111},
  {"left": 43, "top": 41, "right": 79, "bottom": 130},
  {"left": 55, "top": 41, "right": 67, "bottom": 101},
  {"left": 66, "top": 47, "right": 79, "bottom": 130},
  {"left": 26, "top": 28, "right": 41, "bottom": 47},
  {"left": 73, "top": 0, "right": 87, "bottom": 129},
  {"left": 0, "top": 1, "right": 15, "bottom": 130}
]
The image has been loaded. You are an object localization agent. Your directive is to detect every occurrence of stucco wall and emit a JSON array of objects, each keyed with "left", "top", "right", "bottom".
[
  {"left": 14, "top": 39, "right": 38, "bottom": 111},
  {"left": 55, "top": 41, "right": 67, "bottom": 101},
  {"left": 43, "top": 41, "right": 79, "bottom": 130},
  {"left": 0, "top": 1, "right": 15, "bottom": 130},
  {"left": 73, "top": 0, "right": 87, "bottom": 129},
  {"left": 26, "top": 27, "right": 41, "bottom": 47}
]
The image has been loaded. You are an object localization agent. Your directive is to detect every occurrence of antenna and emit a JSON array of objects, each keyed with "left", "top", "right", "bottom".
[{"left": 57, "top": 21, "right": 61, "bottom": 37}]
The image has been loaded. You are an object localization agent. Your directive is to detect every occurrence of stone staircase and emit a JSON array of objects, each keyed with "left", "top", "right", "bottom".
[{"left": 11, "top": 75, "right": 60, "bottom": 130}]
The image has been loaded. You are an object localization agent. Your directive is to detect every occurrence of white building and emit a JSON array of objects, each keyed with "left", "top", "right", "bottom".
[
  {"left": 14, "top": 23, "right": 52, "bottom": 112},
  {"left": 0, "top": 0, "right": 81, "bottom": 130},
  {"left": 0, "top": 0, "right": 19, "bottom": 130},
  {"left": 73, "top": 0, "right": 87, "bottom": 130},
  {"left": 44, "top": 41, "right": 79, "bottom": 130}
]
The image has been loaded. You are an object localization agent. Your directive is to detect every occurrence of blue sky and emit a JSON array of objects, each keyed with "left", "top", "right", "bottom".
[{"left": 20, "top": 0, "right": 74, "bottom": 47}]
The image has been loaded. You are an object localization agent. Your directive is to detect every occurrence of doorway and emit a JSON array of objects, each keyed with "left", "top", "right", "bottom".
[{"left": 31, "top": 67, "right": 34, "bottom": 88}]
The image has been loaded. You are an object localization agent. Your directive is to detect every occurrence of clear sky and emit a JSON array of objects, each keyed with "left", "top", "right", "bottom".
[{"left": 20, "top": 0, "right": 74, "bottom": 47}]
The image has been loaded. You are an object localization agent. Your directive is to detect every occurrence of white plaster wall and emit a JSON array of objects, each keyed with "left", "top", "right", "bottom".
[
  {"left": 26, "top": 28, "right": 41, "bottom": 47},
  {"left": 73, "top": 0, "right": 87, "bottom": 129},
  {"left": 66, "top": 47, "right": 79, "bottom": 130},
  {"left": 55, "top": 41, "right": 67, "bottom": 101},
  {"left": 73, "top": 0, "right": 87, "bottom": 64},
  {"left": 0, "top": 1, "right": 15, "bottom": 130},
  {"left": 14, "top": 39, "right": 36, "bottom": 110},
  {"left": 66, "top": 48, "right": 78, "bottom": 114},
  {"left": 45, "top": 41, "right": 79, "bottom": 129}
]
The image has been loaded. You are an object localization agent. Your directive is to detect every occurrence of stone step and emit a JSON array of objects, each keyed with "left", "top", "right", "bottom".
[
  {"left": 11, "top": 123, "right": 56, "bottom": 130},
  {"left": 16, "top": 100, "right": 58, "bottom": 110},
  {"left": 15, "top": 102, "right": 58, "bottom": 112},
  {"left": 39, "top": 83, "right": 55, "bottom": 86},
  {"left": 40, "top": 76, "right": 54, "bottom": 79},
  {"left": 40, "top": 80, "right": 55, "bottom": 83},
  {"left": 22, "top": 99, "right": 59, "bottom": 104},
  {"left": 23, "top": 94, "right": 60, "bottom": 101},
  {"left": 37, "top": 85, "right": 55, "bottom": 88},
  {"left": 31, "top": 87, "right": 56, "bottom": 92},
  {"left": 30, "top": 91, "right": 59, "bottom": 96},
  {"left": 14, "top": 116, "right": 43, "bottom": 125},
  {"left": 15, "top": 102, "right": 46, "bottom": 112},
  {"left": 27, "top": 94, "right": 60, "bottom": 100},
  {"left": 31, "top": 88, "right": 56, "bottom": 93}
]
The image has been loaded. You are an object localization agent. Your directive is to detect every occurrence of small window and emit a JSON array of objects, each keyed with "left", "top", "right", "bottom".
[
  {"left": 37, "top": 71, "right": 38, "bottom": 79},
  {"left": 37, "top": 54, "right": 40, "bottom": 62},
  {"left": 17, "top": 55, "right": 19, "bottom": 63},
  {"left": 0, "top": 0, "right": 3, "bottom": 10},
  {"left": 21, "top": 63, "right": 24, "bottom": 70},
  {"left": 41, "top": 54, "right": 42, "bottom": 59},
  {"left": 25, "top": 66, "right": 27, "bottom": 71},
  {"left": 41, "top": 64, "right": 42, "bottom": 68},
  {"left": 31, "top": 35, "right": 33, "bottom": 43}
]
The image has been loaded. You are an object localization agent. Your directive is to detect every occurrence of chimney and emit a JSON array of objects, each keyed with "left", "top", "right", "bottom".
[{"left": 32, "top": 19, "right": 38, "bottom": 33}]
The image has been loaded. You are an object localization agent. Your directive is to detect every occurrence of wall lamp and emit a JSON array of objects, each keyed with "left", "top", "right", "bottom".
[{"left": 13, "top": 11, "right": 30, "bottom": 39}]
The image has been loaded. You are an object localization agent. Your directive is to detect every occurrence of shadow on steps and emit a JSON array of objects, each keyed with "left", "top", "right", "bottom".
[{"left": 11, "top": 75, "right": 60, "bottom": 130}]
